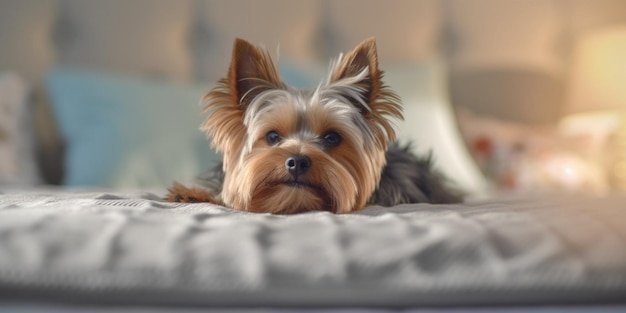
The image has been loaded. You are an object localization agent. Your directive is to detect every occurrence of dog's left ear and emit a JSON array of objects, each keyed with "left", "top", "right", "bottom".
[
  {"left": 329, "top": 38, "right": 403, "bottom": 144},
  {"left": 329, "top": 38, "right": 380, "bottom": 102}
]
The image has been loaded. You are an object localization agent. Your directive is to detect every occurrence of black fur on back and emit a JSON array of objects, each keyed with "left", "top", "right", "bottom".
[
  {"left": 368, "top": 143, "right": 463, "bottom": 206},
  {"left": 195, "top": 163, "right": 225, "bottom": 195},
  {"left": 195, "top": 142, "right": 463, "bottom": 208}
]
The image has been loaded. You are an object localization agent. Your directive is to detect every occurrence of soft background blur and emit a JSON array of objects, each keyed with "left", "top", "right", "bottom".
[{"left": 1, "top": 0, "right": 626, "bottom": 195}]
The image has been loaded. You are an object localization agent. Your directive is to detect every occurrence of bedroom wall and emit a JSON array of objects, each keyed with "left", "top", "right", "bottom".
[{"left": 1, "top": 0, "right": 626, "bottom": 185}]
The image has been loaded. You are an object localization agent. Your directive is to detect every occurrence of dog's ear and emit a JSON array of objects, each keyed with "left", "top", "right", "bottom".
[
  {"left": 201, "top": 39, "right": 282, "bottom": 167},
  {"left": 328, "top": 38, "right": 403, "bottom": 144},
  {"left": 228, "top": 38, "right": 282, "bottom": 108},
  {"left": 329, "top": 38, "right": 380, "bottom": 101}
]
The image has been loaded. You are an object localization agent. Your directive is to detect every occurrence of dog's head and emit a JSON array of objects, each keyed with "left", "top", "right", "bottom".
[{"left": 202, "top": 38, "right": 403, "bottom": 214}]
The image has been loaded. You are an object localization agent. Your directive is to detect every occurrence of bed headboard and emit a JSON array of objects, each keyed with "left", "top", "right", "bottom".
[
  {"left": 0, "top": 0, "right": 443, "bottom": 83},
  {"left": 4, "top": 0, "right": 626, "bottom": 103}
]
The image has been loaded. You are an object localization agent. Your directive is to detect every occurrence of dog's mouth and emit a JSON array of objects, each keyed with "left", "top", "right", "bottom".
[
  {"left": 273, "top": 180, "right": 335, "bottom": 213},
  {"left": 265, "top": 179, "right": 323, "bottom": 192},
  {"left": 283, "top": 181, "right": 319, "bottom": 189}
]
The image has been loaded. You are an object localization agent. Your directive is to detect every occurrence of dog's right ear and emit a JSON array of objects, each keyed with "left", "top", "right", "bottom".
[
  {"left": 201, "top": 39, "right": 282, "bottom": 167},
  {"left": 228, "top": 38, "right": 283, "bottom": 108}
]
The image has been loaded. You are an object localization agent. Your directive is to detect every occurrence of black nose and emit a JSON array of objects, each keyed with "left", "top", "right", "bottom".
[{"left": 285, "top": 155, "right": 311, "bottom": 178}]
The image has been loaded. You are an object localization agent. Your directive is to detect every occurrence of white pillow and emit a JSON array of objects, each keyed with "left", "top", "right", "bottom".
[{"left": 385, "top": 61, "right": 489, "bottom": 195}]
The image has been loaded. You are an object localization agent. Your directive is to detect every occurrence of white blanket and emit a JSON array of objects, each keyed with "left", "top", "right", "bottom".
[{"left": 0, "top": 189, "right": 625, "bottom": 307}]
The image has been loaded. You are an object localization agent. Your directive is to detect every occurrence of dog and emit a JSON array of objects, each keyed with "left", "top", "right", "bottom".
[{"left": 166, "top": 38, "right": 462, "bottom": 213}]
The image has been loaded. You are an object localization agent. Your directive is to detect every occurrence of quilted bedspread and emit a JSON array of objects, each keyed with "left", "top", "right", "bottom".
[{"left": 0, "top": 189, "right": 625, "bottom": 307}]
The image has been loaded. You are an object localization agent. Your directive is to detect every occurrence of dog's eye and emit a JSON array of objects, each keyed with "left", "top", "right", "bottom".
[
  {"left": 322, "top": 131, "right": 342, "bottom": 148},
  {"left": 266, "top": 131, "right": 281, "bottom": 145}
]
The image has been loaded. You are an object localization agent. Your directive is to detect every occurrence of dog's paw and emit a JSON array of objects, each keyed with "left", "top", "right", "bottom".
[{"left": 166, "top": 182, "right": 219, "bottom": 203}]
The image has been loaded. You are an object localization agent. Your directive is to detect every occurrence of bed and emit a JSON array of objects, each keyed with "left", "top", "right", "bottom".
[{"left": 1, "top": 188, "right": 625, "bottom": 312}]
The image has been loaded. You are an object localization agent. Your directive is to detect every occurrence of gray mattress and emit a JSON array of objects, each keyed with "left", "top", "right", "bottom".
[{"left": 0, "top": 189, "right": 625, "bottom": 308}]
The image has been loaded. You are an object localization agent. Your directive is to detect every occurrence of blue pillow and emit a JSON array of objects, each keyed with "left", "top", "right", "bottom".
[{"left": 47, "top": 68, "right": 220, "bottom": 188}]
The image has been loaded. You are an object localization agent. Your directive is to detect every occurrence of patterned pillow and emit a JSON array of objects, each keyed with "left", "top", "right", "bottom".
[
  {"left": 0, "top": 72, "right": 40, "bottom": 186},
  {"left": 456, "top": 109, "right": 608, "bottom": 193}
]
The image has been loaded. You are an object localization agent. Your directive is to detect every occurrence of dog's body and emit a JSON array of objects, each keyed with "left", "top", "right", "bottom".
[{"left": 167, "top": 38, "right": 461, "bottom": 213}]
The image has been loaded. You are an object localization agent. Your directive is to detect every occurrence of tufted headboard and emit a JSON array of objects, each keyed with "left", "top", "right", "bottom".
[{"left": 0, "top": 0, "right": 443, "bottom": 83}]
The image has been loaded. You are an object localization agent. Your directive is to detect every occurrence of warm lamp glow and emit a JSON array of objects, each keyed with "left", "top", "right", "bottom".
[
  {"left": 565, "top": 26, "right": 626, "bottom": 192},
  {"left": 566, "top": 26, "right": 626, "bottom": 116}
]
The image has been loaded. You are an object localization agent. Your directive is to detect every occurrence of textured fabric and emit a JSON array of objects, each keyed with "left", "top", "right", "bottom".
[{"left": 0, "top": 189, "right": 625, "bottom": 307}]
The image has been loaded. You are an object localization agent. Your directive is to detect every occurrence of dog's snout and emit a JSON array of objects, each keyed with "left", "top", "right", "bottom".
[{"left": 285, "top": 155, "right": 311, "bottom": 177}]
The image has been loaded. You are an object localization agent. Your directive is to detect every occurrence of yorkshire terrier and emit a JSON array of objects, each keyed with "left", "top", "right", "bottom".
[{"left": 166, "top": 38, "right": 461, "bottom": 214}]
